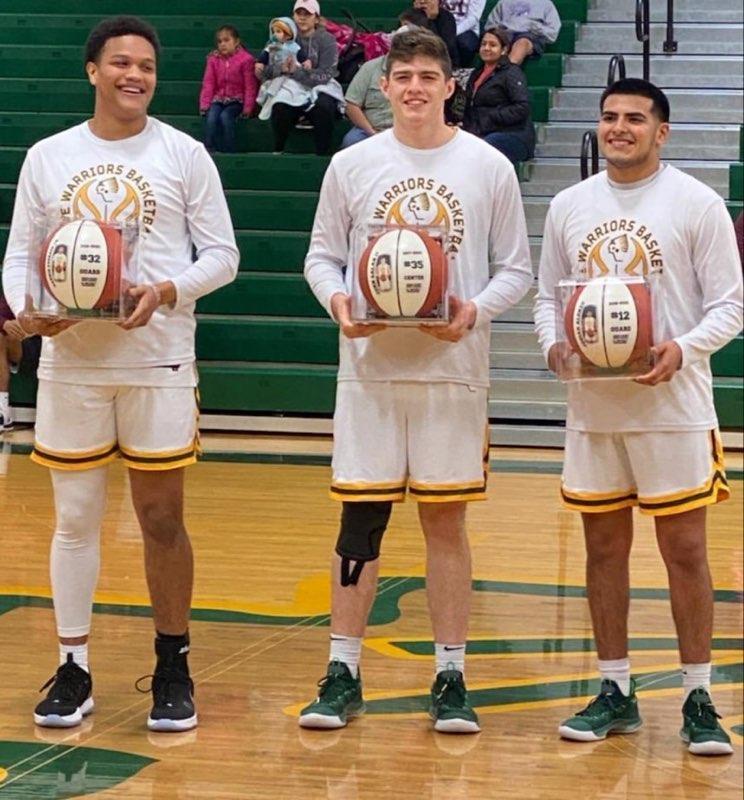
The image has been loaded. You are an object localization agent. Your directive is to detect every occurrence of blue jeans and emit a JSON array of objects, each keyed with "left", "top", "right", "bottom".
[
  {"left": 204, "top": 101, "right": 242, "bottom": 153},
  {"left": 340, "top": 126, "right": 373, "bottom": 149},
  {"left": 483, "top": 132, "right": 530, "bottom": 167}
]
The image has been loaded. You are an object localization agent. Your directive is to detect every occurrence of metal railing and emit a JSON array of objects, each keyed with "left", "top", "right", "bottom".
[
  {"left": 607, "top": 54, "right": 627, "bottom": 86},
  {"left": 580, "top": 131, "right": 599, "bottom": 180},
  {"left": 663, "top": 0, "right": 678, "bottom": 53},
  {"left": 635, "top": 0, "right": 650, "bottom": 80}
]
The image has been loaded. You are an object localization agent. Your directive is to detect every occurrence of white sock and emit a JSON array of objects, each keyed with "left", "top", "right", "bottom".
[
  {"left": 598, "top": 658, "right": 631, "bottom": 696},
  {"left": 50, "top": 467, "right": 107, "bottom": 638},
  {"left": 60, "top": 643, "right": 89, "bottom": 673},
  {"left": 0, "top": 391, "right": 9, "bottom": 419},
  {"left": 435, "top": 643, "right": 466, "bottom": 677},
  {"left": 682, "top": 662, "right": 712, "bottom": 701},
  {"left": 329, "top": 634, "right": 363, "bottom": 678}
]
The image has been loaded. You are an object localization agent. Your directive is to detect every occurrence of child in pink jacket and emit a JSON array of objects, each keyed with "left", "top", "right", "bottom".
[{"left": 199, "top": 26, "right": 258, "bottom": 152}]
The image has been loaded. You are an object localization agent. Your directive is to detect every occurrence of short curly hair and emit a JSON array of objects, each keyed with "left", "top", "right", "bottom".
[{"left": 84, "top": 16, "right": 161, "bottom": 66}]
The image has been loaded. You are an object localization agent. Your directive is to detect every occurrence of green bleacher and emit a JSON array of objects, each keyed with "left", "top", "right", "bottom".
[{"left": 1, "top": 0, "right": 742, "bottom": 430}]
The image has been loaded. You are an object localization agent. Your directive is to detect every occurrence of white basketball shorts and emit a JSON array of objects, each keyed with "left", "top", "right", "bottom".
[
  {"left": 32, "top": 380, "right": 199, "bottom": 471},
  {"left": 561, "top": 429, "right": 729, "bottom": 516},
  {"left": 330, "top": 381, "right": 489, "bottom": 503}
]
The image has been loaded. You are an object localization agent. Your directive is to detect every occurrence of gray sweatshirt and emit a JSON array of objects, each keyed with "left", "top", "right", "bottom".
[{"left": 485, "top": 0, "right": 561, "bottom": 43}]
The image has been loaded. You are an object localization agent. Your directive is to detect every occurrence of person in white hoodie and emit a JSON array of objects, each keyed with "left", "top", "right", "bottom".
[
  {"left": 300, "top": 28, "right": 532, "bottom": 734},
  {"left": 2, "top": 16, "right": 238, "bottom": 734},
  {"left": 442, "top": 0, "right": 486, "bottom": 66},
  {"left": 534, "top": 78, "right": 742, "bottom": 756}
]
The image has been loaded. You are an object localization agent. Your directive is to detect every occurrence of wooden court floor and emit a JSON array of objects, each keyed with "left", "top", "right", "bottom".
[{"left": 0, "top": 438, "right": 741, "bottom": 799}]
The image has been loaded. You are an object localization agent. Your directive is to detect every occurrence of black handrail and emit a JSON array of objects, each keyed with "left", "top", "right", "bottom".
[
  {"left": 663, "top": 0, "right": 677, "bottom": 53},
  {"left": 580, "top": 131, "right": 599, "bottom": 180},
  {"left": 607, "top": 54, "right": 626, "bottom": 86},
  {"left": 635, "top": 0, "right": 650, "bottom": 80}
]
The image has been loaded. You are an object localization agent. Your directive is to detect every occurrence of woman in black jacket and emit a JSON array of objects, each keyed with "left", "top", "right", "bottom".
[{"left": 462, "top": 27, "right": 536, "bottom": 167}]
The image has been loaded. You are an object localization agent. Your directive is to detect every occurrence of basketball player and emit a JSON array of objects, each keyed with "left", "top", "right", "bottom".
[
  {"left": 2, "top": 16, "right": 239, "bottom": 731},
  {"left": 301, "top": 29, "right": 532, "bottom": 732},
  {"left": 534, "top": 79, "right": 743, "bottom": 755}
]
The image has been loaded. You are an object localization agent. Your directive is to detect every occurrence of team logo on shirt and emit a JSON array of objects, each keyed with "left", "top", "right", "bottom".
[
  {"left": 58, "top": 164, "right": 157, "bottom": 234},
  {"left": 371, "top": 177, "right": 465, "bottom": 254},
  {"left": 576, "top": 218, "right": 664, "bottom": 278}
]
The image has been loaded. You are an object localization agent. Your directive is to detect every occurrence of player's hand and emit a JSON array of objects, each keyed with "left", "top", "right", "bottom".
[
  {"left": 331, "top": 293, "right": 385, "bottom": 338},
  {"left": 3, "top": 319, "right": 29, "bottom": 341},
  {"left": 633, "top": 340, "right": 683, "bottom": 386},
  {"left": 547, "top": 341, "right": 572, "bottom": 373},
  {"left": 118, "top": 284, "right": 162, "bottom": 330},
  {"left": 418, "top": 295, "right": 476, "bottom": 342},
  {"left": 16, "top": 311, "right": 77, "bottom": 338}
]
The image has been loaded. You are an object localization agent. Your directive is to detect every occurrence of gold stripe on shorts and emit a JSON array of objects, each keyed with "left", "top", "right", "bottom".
[
  {"left": 561, "top": 485, "right": 638, "bottom": 513},
  {"left": 119, "top": 442, "right": 198, "bottom": 472},
  {"left": 409, "top": 479, "right": 488, "bottom": 503},
  {"left": 31, "top": 441, "right": 119, "bottom": 471},
  {"left": 330, "top": 480, "right": 407, "bottom": 502}
]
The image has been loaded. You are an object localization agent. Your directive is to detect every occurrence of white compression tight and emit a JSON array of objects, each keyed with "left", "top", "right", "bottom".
[{"left": 50, "top": 466, "right": 108, "bottom": 639}]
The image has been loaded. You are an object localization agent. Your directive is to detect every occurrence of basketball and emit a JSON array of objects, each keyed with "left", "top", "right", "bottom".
[
  {"left": 564, "top": 277, "right": 652, "bottom": 368},
  {"left": 39, "top": 219, "right": 122, "bottom": 311},
  {"left": 358, "top": 227, "right": 447, "bottom": 318}
]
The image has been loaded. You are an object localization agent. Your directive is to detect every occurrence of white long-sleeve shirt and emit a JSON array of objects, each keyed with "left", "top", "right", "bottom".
[
  {"left": 305, "top": 128, "right": 533, "bottom": 388},
  {"left": 534, "top": 165, "right": 744, "bottom": 433},
  {"left": 2, "top": 117, "right": 239, "bottom": 386},
  {"left": 443, "top": 0, "right": 487, "bottom": 36}
]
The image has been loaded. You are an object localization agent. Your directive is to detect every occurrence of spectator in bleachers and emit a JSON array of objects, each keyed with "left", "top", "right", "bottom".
[
  {"left": 340, "top": 10, "right": 427, "bottom": 149},
  {"left": 0, "top": 290, "right": 40, "bottom": 432},
  {"left": 258, "top": 0, "right": 344, "bottom": 155},
  {"left": 484, "top": 0, "right": 561, "bottom": 65},
  {"left": 462, "top": 27, "right": 535, "bottom": 167},
  {"left": 441, "top": 0, "right": 486, "bottom": 67},
  {"left": 199, "top": 26, "right": 258, "bottom": 153},
  {"left": 412, "top": 0, "right": 460, "bottom": 67},
  {"left": 255, "top": 17, "right": 311, "bottom": 78}
]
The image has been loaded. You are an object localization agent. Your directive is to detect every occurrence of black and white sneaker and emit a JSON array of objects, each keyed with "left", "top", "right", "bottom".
[
  {"left": 34, "top": 654, "right": 94, "bottom": 728},
  {"left": 138, "top": 638, "right": 197, "bottom": 732}
]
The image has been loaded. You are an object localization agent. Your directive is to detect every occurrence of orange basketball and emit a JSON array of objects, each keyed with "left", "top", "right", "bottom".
[
  {"left": 39, "top": 219, "right": 122, "bottom": 311},
  {"left": 564, "top": 277, "right": 652, "bottom": 368},
  {"left": 358, "top": 228, "right": 447, "bottom": 318}
]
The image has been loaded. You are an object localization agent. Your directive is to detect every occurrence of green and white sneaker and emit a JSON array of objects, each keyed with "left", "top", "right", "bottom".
[
  {"left": 429, "top": 669, "right": 480, "bottom": 734},
  {"left": 299, "top": 660, "right": 364, "bottom": 730},
  {"left": 559, "top": 679, "right": 642, "bottom": 742},
  {"left": 680, "top": 687, "right": 733, "bottom": 756}
]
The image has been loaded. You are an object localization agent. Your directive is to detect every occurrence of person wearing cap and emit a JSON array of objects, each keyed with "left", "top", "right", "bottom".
[
  {"left": 257, "top": 0, "right": 342, "bottom": 155},
  {"left": 484, "top": 0, "right": 561, "bottom": 65},
  {"left": 462, "top": 27, "right": 535, "bottom": 167}
]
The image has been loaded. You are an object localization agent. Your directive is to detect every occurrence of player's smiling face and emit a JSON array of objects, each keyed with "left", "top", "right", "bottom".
[
  {"left": 598, "top": 93, "right": 669, "bottom": 180},
  {"left": 381, "top": 56, "right": 454, "bottom": 129},
  {"left": 86, "top": 35, "right": 157, "bottom": 125}
]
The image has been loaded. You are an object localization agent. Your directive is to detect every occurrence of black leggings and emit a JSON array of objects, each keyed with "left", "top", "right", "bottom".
[{"left": 270, "top": 93, "right": 337, "bottom": 155}]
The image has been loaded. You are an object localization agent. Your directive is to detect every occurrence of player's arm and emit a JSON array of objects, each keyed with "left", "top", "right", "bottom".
[
  {"left": 2, "top": 149, "right": 77, "bottom": 337},
  {"left": 473, "top": 161, "right": 533, "bottom": 324},
  {"left": 121, "top": 145, "right": 239, "bottom": 330},
  {"left": 304, "top": 161, "right": 383, "bottom": 338},
  {"left": 635, "top": 198, "right": 744, "bottom": 385},
  {"left": 534, "top": 202, "right": 572, "bottom": 372}
]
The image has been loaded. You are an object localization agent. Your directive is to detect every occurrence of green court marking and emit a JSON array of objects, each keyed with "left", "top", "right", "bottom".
[
  {"left": 0, "top": 741, "right": 154, "bottom": 798},
  {"left": 3, "top": 443, "right": 743, "bottom": 479},
  {"left": 1, "top": 578, "right": 740, "bottom": 627},
  {"left": 391, "top": 636, "right": 744, "bottom": 657},
  {"left": 364, "top": 662, "right": 743, "bottom": 715}
]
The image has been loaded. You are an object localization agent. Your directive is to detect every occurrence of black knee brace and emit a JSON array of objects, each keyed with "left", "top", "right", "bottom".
[{"left": 335, "top": 501, "right": 392, "bottom": 587}]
